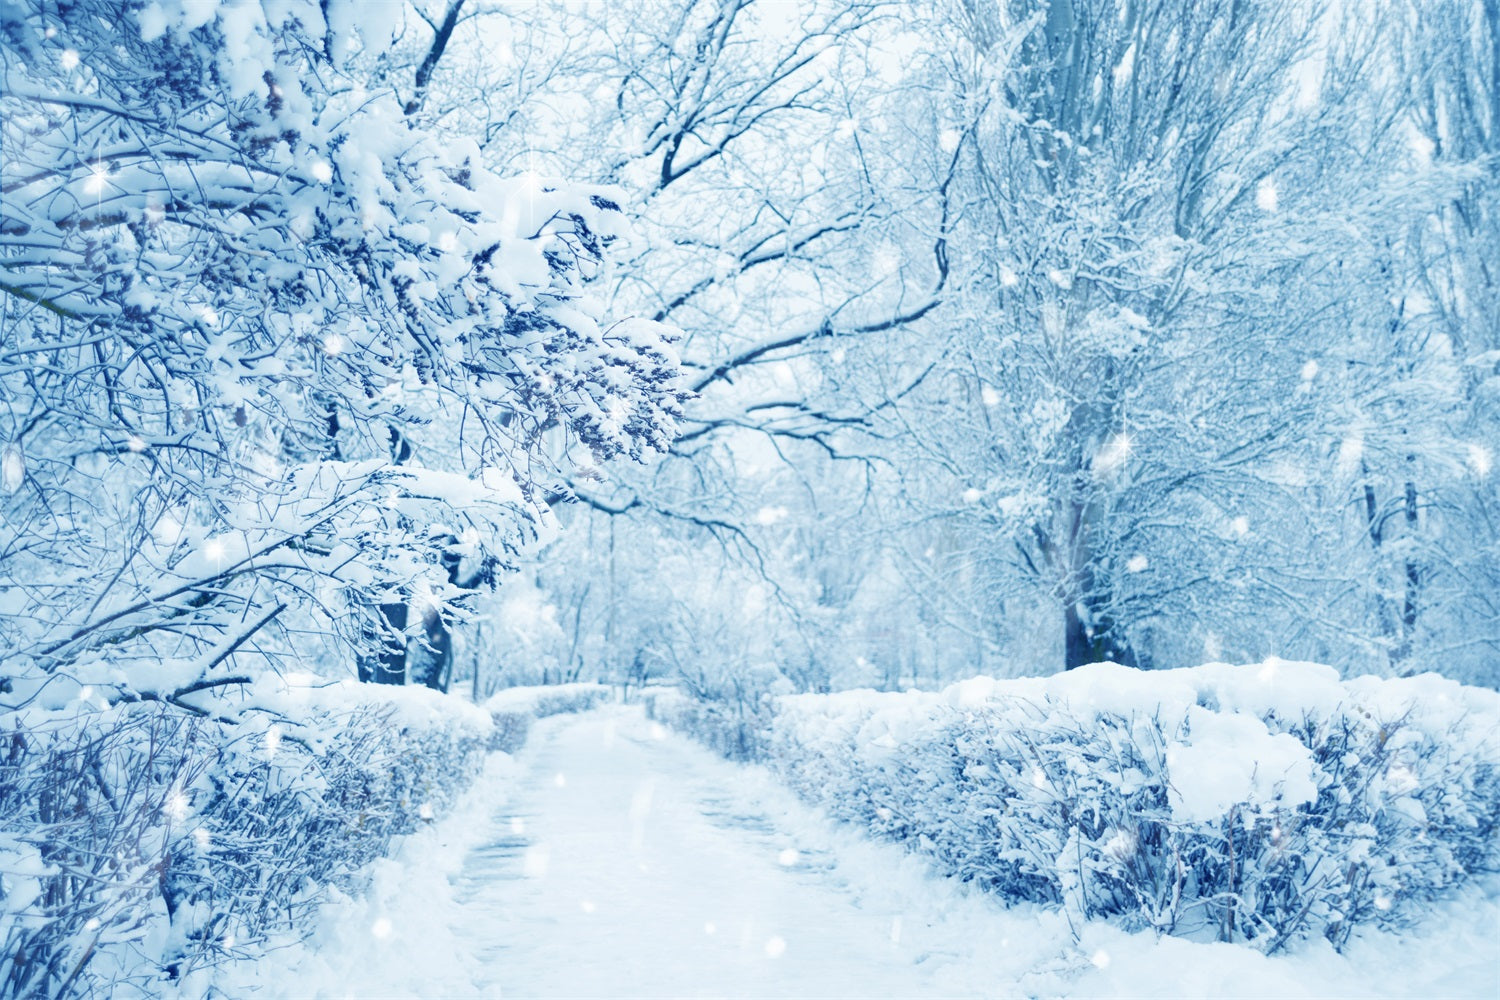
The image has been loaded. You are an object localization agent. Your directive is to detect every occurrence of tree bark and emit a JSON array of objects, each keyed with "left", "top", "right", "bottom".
[
  {"left": 1063, "top": 595, "right": 1137, "bottom": 670},
  {"left": 1397, "top": 478, "right": 1420, "bottom": 661},
  {"left": 358, "top": 602, "right": 409, "bottom": 685}
]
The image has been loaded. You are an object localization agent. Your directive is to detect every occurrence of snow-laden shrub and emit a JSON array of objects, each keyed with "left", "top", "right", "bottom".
[
  {"left": 482, "top": 682, "right": 613, "bottom": 752},
  {"left": 642, "top": 662, "right": 792, "bottom": 762},
  {"left": 487, "top": 711, "right": 535, "bottom": 753},
  {"left": 643, "top": 687, "right": 774, "bottom": 762},
  {"left": 486, "top": 682, "right": 614, "bottom": 721},
  {"left": 0, "top": 682, "right": 490, "bottom": 998},
  {"left": 677, "top": 662, "right": 1500, "bottom": 950}
]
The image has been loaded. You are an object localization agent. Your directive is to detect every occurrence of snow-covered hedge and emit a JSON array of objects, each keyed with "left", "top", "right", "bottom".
[
  {"left": 670, "top": 662, "right": 1500, "bottom": 951},
  {"left": 0, "top": 680, "right": 491, "bottom": 998},
  {"left": 643, "top": 686, "right": 773, "bottom": 762},
  {"left": 483, "top": 683, "right": 614, "bottom": 751}
]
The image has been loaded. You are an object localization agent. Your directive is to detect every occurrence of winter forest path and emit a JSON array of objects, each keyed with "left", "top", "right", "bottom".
[
  {"left": 449, "top": 706, "right": 971, "bottom": 998},
  {"left": 272, "top": 704, "right": 1499, "bottom": 998}
]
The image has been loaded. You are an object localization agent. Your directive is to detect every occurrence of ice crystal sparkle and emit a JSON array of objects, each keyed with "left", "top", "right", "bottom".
[{"left": 1, "top": 443, "right": 24, "bottom": 493}]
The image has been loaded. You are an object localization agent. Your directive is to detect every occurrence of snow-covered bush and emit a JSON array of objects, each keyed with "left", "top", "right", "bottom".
[
  {"left": 644, "top": 686, "right": 776, "bottom": 762},
  {"left": 670, "top": 662, "right": 1500, "bottom": 950},
  {"left": 486, "top": 682, "right": 613, "bottom": 719},
  {"left": 0, "top": 683, "right": 490, "bottom": 997},
  {"left": 487, "top": 711, "right": 535, "bottom": 754},
  {"left": 481, "top": 682, "right": 612, "bottom": 751},
  {"left": 642, "top": 659, "right": 793, "bottom": 762}
]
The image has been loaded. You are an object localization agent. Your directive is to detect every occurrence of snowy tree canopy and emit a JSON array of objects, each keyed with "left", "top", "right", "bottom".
[
  {"left": 0, "top": 0, "right": 687, "bottom": 703},
  {"left": 429, "top": 0, "right": 1499, "bottom": 689}
]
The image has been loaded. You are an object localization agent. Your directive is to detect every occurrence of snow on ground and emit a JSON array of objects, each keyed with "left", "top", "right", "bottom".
[
  {"left": 215, "top": 705, "right": 1500, "bottom": 998},
  {"left": 194, "top": 751, "right": 518, "bottom": 999}
]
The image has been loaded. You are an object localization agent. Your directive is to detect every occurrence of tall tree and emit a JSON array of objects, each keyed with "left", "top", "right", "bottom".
[
  {"left": 1392, "top": 0, "right": 1500, "bottom": 681},
  {"left": 889, "top": 0, "right": 1363, "bottom": 670}
]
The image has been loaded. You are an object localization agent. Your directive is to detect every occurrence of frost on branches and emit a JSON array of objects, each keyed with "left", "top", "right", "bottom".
[{"left": 0, "top": 0, "right": 687, "bottom": 704}]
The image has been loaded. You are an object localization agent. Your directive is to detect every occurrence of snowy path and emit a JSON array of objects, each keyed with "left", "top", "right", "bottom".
[
  {"left": 228, "top": 704, "right": 1500, "bottom": 999},
  {"left": 449, "top": 707, "right": 956, "bottom": 998}
]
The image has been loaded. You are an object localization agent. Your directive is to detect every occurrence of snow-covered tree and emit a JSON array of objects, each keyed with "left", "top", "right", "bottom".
[
  {"left": 1389, "top": 0, "right": 1500, "bottom": 683},
  {"left": 0, "top": 0, "right": 685, "bottom": 702},
  {"left": 884, "top": 0, "right": 1363, "bottom": 670},
  {"left": 396, "top": 0, "right": 959, "bottom": 688}
]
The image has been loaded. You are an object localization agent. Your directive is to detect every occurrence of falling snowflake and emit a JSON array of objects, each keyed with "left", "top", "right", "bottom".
[
  {"left": 522, "top": 845, "right": 551, "bottom": 878},
  {"left": 1256, "top": 177, "right": 1279, "bottom": 213},
  {"left": 1093, "top": 433, "right": 1132, "bottom": 477},
  {"left": 164, "top": 789, "right": 190, "bottom": 822},
  {"left": 755, "top": 506, "right": 789, "bottom": 526},
  {"left": 1, "top": 443, "right": 24, "bottom": 494}
]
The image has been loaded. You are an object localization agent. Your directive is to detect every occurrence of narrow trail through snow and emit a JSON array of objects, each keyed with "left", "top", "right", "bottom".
[
  {"left": 450, "top": 706, "right": 948, "bottom": 998},
  {"left": 241, "top": 703, "right": 1500, "bottom": 998}
]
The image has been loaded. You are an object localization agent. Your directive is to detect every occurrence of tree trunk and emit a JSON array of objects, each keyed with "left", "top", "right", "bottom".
[
  {"left": 1360, "top": 469, "right": 1422, "bottom": 665},
  {"left": 1060, "top": 486, "right": 1137, "bottom": 670},
  {"left": 1064, "top": 601, "right": 1093, "bottom": 670},
  {"left": 1397, "top": 477, "right": 1421, "bottom": 662},
  {"left": 358, "top": 601, "right": 409, "bottom": 685},
  {"left": 1063, "top": 595, "right": 1137, "bottom": 670},
  {"left": 408, "top": 606, "right": 453, "bottom": 691}
]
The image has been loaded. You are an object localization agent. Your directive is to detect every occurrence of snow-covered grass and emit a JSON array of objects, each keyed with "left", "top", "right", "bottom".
[{"left": 652, "top": 660, "right": 1500, "bottom": 953}]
